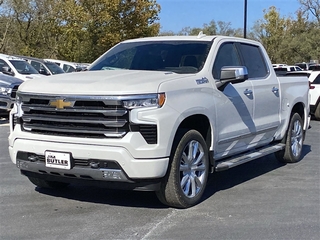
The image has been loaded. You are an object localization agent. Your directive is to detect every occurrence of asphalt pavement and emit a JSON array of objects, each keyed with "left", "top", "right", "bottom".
[{"left": 0, "top": 117, "right": 319, "bottom": 240}]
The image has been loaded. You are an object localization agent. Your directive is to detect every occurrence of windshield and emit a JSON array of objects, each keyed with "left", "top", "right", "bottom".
[
  {"left": 9, "top": 60, "right": 39, "bottom": 75},
  {"left": 89, "top": 40, "right": 212, "bottom": 74},
  {"left": 45, "top": 62, "right": 65, "bottom": 74}
]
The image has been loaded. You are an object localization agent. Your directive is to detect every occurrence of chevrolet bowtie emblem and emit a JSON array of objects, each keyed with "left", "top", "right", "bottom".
[{"left": 50, "top": 99, "right": 73, "bottom": 109}]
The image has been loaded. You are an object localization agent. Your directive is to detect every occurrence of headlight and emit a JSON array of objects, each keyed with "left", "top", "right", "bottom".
[
  {"left": 0, "top": 86, "right": 12, "bottom": 95},
  {"left": 122, "top": 93, "right": 166, "bottom": 109},
  {"left": 10, "top": 95, "right": 23, "bottom": 131},
  {"left": 14, "top": 95, "right": 23, "bottom": 117}
]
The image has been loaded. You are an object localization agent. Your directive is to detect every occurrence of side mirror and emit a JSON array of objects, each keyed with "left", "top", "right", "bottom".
[
  {"left": 216, "top": 66, "right": 248, "bottom": 90},
  {"left": 39, "top": 68, "right": 50, "bottom": 75},
  {"left": 2, "top": 66, "right": 15, "bottom": 76}
]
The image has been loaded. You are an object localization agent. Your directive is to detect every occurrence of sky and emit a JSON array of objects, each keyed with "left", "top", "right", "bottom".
[{"left": 157, "top": 0, "right": 302, "bottom": 32}]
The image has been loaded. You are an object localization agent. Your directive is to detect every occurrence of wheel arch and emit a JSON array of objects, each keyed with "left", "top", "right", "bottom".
[
  {"left": 292, "top": 102, "right": 305, "bottom": 122},
  {"left": 278, "top": 101, "right": 308, "bottom": 142},
  {"left": 170, "top": 114, "right": 214, "bottom": 166}
]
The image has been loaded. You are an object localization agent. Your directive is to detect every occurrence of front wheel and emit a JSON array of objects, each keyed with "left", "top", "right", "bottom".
[
  {"left": 275, "top": 113, "right": 304, "bottom": 163},
  {"left": 156, "top": 129, "right": 209, "bottom": 208}
]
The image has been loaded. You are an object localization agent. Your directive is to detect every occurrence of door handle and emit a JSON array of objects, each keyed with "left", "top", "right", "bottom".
[
  {"left": 244, "top": 89, "right": 253, "bottom": 96},
  {"left": 272, "top": 87, "right": 279, "bottom": 94}
]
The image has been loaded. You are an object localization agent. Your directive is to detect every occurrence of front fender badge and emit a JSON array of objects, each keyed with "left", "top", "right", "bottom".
[{"left": 196, "top": 77, "right": 209, "bottom": 85}]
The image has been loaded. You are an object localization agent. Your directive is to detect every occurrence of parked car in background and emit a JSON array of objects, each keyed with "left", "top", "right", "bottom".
[
  {"left": 306, "top": 71, "right": 320, "bottom": 120},
  {"left": 272, "top": 63, "right": 287, "bottom": 68},
  {"left": 0, "top": 54, "right": 41, "bottom": 81},
  {"left": 44, "top": 59, "right": 82, "bottom": 73},
  {"left": 0, "top": 73, "right": 22, "bottom": 116},
  {"left": 295, "top": 62, "right": 316, "bottom": 70},
  {"left": 77, "top": 63, "right": 91, "bottom": 71},
  {"left": 274, "top": 65, "right": 303, "bottom": 72},
  {"left": 308, "top": 64, "right": 320, "bottom": 71},
  {"left": 288, "top": 70, "right": 320, "bottom": 120},
  {"left": 15, "top": 56, "right": 65, "bottom": 76}
]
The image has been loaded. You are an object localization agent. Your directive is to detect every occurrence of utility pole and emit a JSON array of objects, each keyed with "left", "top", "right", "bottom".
[{"left": 244, "top": 0, "right": 247, "bottom": 38}]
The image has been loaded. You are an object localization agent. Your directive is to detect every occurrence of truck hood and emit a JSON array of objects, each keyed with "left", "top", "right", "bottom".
[
  {"left": 0, "top": 74, "right": 23, "bottom": 86},
  {"left": 18, "top": 70, "right": 190, "bottom": 95}
]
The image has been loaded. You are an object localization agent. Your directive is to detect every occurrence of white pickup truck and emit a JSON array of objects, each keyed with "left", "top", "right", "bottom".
[{"left": 8, "top": 35, "right": 310, "bottom": 208}]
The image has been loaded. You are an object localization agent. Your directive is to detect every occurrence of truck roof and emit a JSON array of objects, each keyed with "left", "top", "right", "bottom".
[
  {"left": 0, "top": 53, "right": 26, "bottom": 61},
  {"left": 121, "top": 35, "right": 261, "bottom": 45}
]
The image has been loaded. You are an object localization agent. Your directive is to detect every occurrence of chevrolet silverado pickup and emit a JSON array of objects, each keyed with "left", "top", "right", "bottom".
[{"left": 8, "top": 35, "right": 310, "bottom": 208}]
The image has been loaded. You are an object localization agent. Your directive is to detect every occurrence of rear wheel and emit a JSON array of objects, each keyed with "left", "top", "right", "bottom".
[
  {"left": 28, "top": 176, "right": 69, "bottom": 189},
  {"left": 156, "top": 129, "right": 209, "bottom": 208},
  {"left": 314, "top": 104, "right": 320, "bottom": 120},
  {"left": 275, "top": 113, "right": 304, "bottom": 163}
]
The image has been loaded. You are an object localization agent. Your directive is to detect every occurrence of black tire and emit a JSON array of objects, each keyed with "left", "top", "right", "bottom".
[
  {"left": 28, "top": 176, "right": 69, "bottom": 189},
  {"left": 275, "top": 113, "right": 304, "bottom": 163},
  {"left": 314, "top": 104, "right": 320, "bottom": 121},
  {"left": 156, "top": 129, "right": 209, "bottom": 208}
]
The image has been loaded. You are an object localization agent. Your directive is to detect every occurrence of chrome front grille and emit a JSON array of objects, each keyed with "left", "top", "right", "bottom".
[{"left": 19, "top": 94, "right": 129, "bottom": 138}]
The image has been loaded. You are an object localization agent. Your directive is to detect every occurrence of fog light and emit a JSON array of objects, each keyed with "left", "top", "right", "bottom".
[
  {"left": 102, "top": 170, "right": 122, "bottom": 180},
  {"left": 28, "top": 155, "right": 38, "bottom": 162}
]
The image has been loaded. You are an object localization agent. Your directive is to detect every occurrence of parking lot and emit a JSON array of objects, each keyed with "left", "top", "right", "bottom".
[{"left": 0, "top": 118, "right": 319, "bottom": 240}]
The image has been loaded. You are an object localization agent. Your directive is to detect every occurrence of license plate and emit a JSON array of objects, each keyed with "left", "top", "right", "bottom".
[{"left": 45, "top": 151, "right": 71, "bottom": 170}]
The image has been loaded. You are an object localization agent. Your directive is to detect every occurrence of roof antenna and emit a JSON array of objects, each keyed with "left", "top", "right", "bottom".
[{"left": 197, "top": 31, "right": 206, "bottom": 38}]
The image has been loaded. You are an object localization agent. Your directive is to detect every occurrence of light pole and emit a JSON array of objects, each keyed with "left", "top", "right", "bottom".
[{"left": 244, "top": 0, "right": 247, "bottom": 38}]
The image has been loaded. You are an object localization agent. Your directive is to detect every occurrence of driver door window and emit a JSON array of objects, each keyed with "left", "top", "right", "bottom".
[{"left": 212, "top": 43, "right": 241, "bottom": 79}]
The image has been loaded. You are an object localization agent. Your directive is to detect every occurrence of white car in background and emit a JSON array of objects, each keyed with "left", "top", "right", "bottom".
[
  {"left": 44, "top": 59, "right": 82, "bottom": 73},
  {"left": 0, "top": 54, "right": 41, "bottom": 81},
  {"left": 287, "top": 70, "right": 319, "bottom": 120},
  {"left": 274, "top": 65, "right": 303, "bottom": 72},
  {"left": 15, "top": 56, "right": 65, "bottom": 76},
  {"left": 307, "top": 71, "right": 320, "bottom": 120},
  {"left": 272, "top": 63, "right": 287, "bottom": 68}
]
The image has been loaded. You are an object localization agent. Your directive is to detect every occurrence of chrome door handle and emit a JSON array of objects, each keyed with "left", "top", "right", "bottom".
[
  {"left": 272, "top": 87, "right": 279, "bottom": 93},
  {"left": 244, "top": 89, "right": 253, "bottom": 96}
]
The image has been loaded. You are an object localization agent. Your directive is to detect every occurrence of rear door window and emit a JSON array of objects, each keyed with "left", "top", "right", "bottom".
[{"left": 238, "top": 43, "right": 268, "bottom": 79}]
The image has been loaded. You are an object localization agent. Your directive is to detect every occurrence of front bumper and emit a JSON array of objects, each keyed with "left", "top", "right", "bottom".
[
  {"left": 20, "top": 170, "right": 162, "bottom": 191},
  {"left": 8, "top": 137, "right": 169, "bottom": 187}
]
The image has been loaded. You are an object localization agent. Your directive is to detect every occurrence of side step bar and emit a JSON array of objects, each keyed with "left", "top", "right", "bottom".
[{"left": 215, "top": 143, "right": 285, "bottom": 172}]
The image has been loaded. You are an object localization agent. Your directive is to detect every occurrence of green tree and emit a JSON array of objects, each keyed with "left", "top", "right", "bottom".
[
  {"left": 2, "top": 0, "right": 59, "bottom": 57},
  {"left": 0, "top": 0, "right": 161, "bottom": 63},
  {"left": 174, "top": 20, "right": 217, "bottom": 36},
  {"left": 170, "top": 20, "right": 244, "bottom": 37},
  {"left": 258, "top": 6, "right": 291, "bottom": 63},
  {"left": 0, "top": 10, "right": 13, "bottom": 52},
  {"left": 80, "top": 0, "right": 160, "bottom": 61}
]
